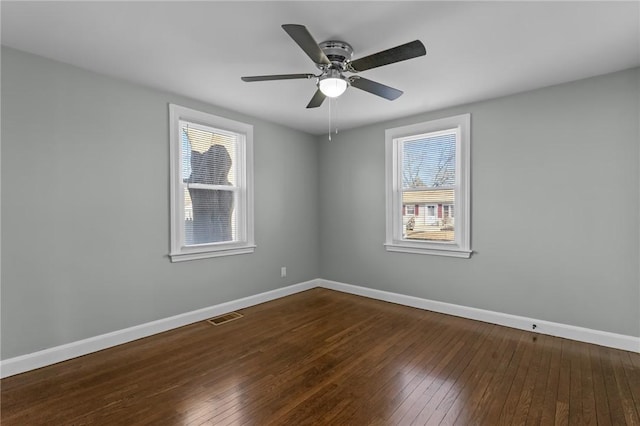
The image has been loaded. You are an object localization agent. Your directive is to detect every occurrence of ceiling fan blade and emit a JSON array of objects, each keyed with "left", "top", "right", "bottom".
[
  {"left": 349, "top": 77, "right": 403, "bottom": 100},
  {"left": 241, "top": 73, "right": 315, "bottom": 82},
  {"left": 282, "top": 24, "right": 331, "bottom": 65},
  {"left": 349, "top": 40, "right": 426, "bottom": 72},
  {"left": 306, "top": 89, "right": 326, "bottom": 108}
]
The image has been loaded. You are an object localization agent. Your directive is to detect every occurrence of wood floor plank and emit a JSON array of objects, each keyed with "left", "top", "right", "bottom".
[
  {"left": 510, "top": 333, "right": 550, "bottom": 425},
  {"left": 372, "top": 316, "right": 472, "bottom": 421},
  {"left": 608, "top": 348, "right": 640, "bottom": 425},
  {"left": 494, "top": 330, "right": 538, "bottom": 426},
  {"left": 522, "top": 334, "right": 554, "bottom": 425},
  {"left": 418, "top": 322, "right": 503, "bottom": 425},
  {"left": 568, "top": 339, "right": 585, "bottom": 425},
  {"left": 387, "top": 333, "right": 471, "bottom": 424},
  {"left": 623, "top": 351, "right": 640, "bottom": 420},
  {"left": 448, "top": 325, "right": 521, "bottom": 425},
  {"left": 589, "top": 345, "right": 613, "bottom": 426},
  {"left": 578, "top": 342, "right": 597, "bottom": 425},
  {"left": 279, "top": 321, "right": 430, "bottom": 424},
  {"left": 539, "top": 333, "right": 563, "bottom": 425},
  {"left": 554, "top": 340, "right": 572, "bottom": 426},
  {"left": 406, "top": 323, "right": 489, "bottom": 424},
  {"left": 600, "top": 344, "right": 634, "bottom": 425},
  {"left": 241, "top": 313, "right": 419, "bottom": 424},
  {"left": 471, "top": 331, "right": 530, "bottom": 424},
  {"left": 1, "top": 288, "right": 639, "bottom": 426},
  {"left": 408, "top": 321, "right": 494, "bottom": 424},
  {"left": 313, "top": 312, "right": 455, "bottom": 423}
]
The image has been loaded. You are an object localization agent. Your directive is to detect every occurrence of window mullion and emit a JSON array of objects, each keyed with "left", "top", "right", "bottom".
[
  {"left": 402, "top": 185, "right": 455, "bottom": 192},
  {"left": 185, "top": 183, "right": 238, "bottom": 191}
]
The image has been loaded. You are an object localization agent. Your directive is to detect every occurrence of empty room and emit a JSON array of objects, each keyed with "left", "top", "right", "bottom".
[{"left": 1, "top": 1, "right": 639, "bottom": 425}]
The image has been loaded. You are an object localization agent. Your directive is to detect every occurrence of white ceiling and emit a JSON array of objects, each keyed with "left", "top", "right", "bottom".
[{"left": 2, "top": 1, "right": 639, "bottom": 135}]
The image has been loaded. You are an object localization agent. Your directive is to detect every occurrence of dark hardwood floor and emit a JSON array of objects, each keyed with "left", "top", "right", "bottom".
[{"left": 2, "top": 288, "right": 639, "bottom": 425}]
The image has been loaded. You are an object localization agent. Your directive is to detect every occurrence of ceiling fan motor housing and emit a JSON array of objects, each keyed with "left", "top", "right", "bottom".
[{"left": 318, "top": 41, "right": 354, "bottom": 70}]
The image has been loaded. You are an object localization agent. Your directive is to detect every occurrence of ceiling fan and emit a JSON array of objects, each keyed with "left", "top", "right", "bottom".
[{"left": 241, "top": 24, "right": 426, "bottom": 108}]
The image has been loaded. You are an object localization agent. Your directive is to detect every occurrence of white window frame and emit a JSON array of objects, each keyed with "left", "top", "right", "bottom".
[
  {"left": 169, "top": 104, "right": 255, "bottom": 262},
  {"left": 405, "top": 205, "right": 415, "bottom": 216},
  {"left": 385, "top": 114, "right": 471, "bottom": 258}
]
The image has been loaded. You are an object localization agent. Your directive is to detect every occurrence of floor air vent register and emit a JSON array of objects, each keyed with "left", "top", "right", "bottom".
[{"left": 206, "top": 312, "right": 243, "bottom": 326}]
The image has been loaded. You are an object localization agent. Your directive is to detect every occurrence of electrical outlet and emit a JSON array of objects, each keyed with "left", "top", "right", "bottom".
[{"left": 281, "top": 267, "right": 287, "bottom": 278}]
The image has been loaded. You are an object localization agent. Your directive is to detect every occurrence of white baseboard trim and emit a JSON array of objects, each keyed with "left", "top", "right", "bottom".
[
  {"left": 319, "top": 279, "right": 640, "bottom": 353},
  {"left": 0, "top": 279, "right": 319, "bottom": 379}
]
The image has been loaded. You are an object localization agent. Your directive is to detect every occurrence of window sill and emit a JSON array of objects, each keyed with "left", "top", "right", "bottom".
[
  {"left": 170, "top": 245, "right": 256, "bottom": 262},
  {"left": 384, "top": 243, "right": 472, "bottom": 258}
]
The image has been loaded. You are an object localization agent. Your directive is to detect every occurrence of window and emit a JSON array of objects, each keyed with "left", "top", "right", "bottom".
[
  {"left": 169, "top": 104, "right": 254, "bottom": 262},
  {"left": 385, "top": 114, "right": 471, "bottom": 258},
  {"left": 443, "top": 204, "right": 454, "bottom": 219},
  {"left": 405, "top": 205, "right": 415, "bottom": 216}
]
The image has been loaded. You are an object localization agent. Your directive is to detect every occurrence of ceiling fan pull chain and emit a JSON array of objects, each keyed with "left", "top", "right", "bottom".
[
  {"left": 328, "top": 98, "right": 332, "bottom": 141},
  {"left": 334, "top": 98, "right": 339, "bottom": 136}
]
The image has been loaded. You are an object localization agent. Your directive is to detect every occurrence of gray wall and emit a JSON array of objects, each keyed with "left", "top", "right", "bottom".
[
  {"left": 1, "top": 47, "right": 320, "bottom": 359},
  {"left": 318, "top": 68, "right": 640, "bottom": 337},
  {"left": 2, "top": 47, "right": 638, "bottom": 361}
]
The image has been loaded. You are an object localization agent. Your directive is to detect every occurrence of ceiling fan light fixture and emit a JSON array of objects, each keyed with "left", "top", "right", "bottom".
[{"left": 318, "top": 70, "right": 347, "bottom": 98}]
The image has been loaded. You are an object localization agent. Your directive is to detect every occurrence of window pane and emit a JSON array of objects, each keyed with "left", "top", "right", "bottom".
[
  {"left": 181, "top": 125, "right": 236, "bottom": 186},
  {"left": 184, "top": 187, "right": 236, "bottom": 245},
  {"left": 402, "top": 192, "right": 455, "bottom": 242},
  {"left": 402, "top": 132, "right": 456, "bottom": 189}
]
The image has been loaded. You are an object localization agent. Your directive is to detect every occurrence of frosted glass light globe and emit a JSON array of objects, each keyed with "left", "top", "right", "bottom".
[{"left": 319, "top": 77, "right": 347, "bottom": 98}]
